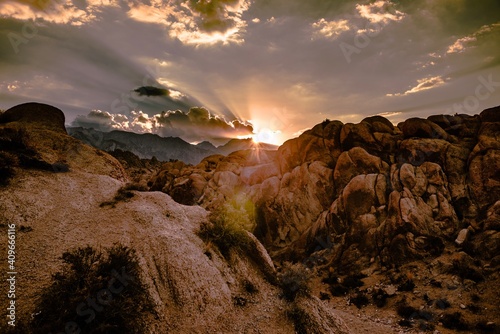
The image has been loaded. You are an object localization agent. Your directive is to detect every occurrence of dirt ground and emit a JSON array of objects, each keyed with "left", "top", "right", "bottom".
[{"left": 309, "top": 251, "right": 500, "bottom": 334}]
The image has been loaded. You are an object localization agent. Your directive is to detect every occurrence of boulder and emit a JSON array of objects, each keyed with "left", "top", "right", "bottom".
[
  {"left": 0, "top": 102, "right": 66, "bottom": 133},
  {"left": 480, "top": 106, "right": 500, "bottom": 123},
  {"left": 333, "top": 147, "right": 388, "bottom": 194},
  {"left": 400, "top": 118, "right": 448, "bottom": 140}
]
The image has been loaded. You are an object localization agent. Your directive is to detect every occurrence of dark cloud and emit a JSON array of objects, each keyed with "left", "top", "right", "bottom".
[
  {"left": 134, "top": 86, "right": 169, "bottom": 97},
  {"left": 155, "top": 107, "right": 254, "bottom": 141}
]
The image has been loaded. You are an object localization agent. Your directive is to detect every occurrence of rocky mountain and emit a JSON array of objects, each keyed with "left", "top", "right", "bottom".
[
  {"left": 1, "top": 102, "right": 499, "bottom": 334},
  {"left": 147, "top": 106, "right": 500, "bottom": 333},
  {"left": 67, "top": 127, "right": 277, "bottom": 165}
]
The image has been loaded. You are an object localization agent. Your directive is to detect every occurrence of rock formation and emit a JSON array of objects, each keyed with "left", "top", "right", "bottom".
[{"left": 148, "top": 106, "right": 500, "bottom": 273}]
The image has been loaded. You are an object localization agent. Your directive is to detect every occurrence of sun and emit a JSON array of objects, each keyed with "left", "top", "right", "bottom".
[{"left": 252, "top": 129, "right": 282, "bottom": 146}]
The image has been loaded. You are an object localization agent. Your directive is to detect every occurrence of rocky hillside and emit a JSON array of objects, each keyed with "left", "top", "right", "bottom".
[
  {"left": 67, "top": 127, "right": 277, "bottom": 165},
  {"left": 149, "top": 107, "right": 500, "bottom": 265},
  {"left": 148, "top": 106, "right": 500, "bottom": 333},
  {"left": 0, "top": 103, "right": 353, "bottom": 333}
]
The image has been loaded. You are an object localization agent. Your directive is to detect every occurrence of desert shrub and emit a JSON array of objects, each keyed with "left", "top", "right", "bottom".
[
  {"left": 197, "top": 206, "right": 251, "bottom": 257},
  {"left": 29, "top": 244, "right": 155, "bottom": 334},
  {"left": 278, "top": 262, "right": 312, "bottom": 301},
  {"left": 441, "top": 312, "right": 470, "bottom": 331},
  {"left": 435, "top": 298, "right": 451, "bottom": 309},
  {"left": 397, "top": 304, "right": 419, "bottom": 319},
  {"left": 286, "top": 306, "right": 312, "bottom": 334},
  {"left": 122, "top": 182, "right": 149, "bottom": 192},
  {"left": 476, "top": 321, "right": 498, "bottom": 333},
  {"left": 324, "top": 272, "right": 365, "bottom": 297},
  {"left": 450, "top": 261, "right": 484, "bottom": 282},
  {"left": 350, "top": 292, "right": 369, "bottom": 309},
  {"left": 397, "top": 278, "right": 415, "bottom": 291},
  {"left": 100, "top": 183, "right": 146, "bottom": 208},
  {"left": 223, "top": 195, "right": 256, "bottom": 232},
  {"left": 320, "top": 292, "right": 330, "bottom": 300},
  {"left": 0, "top": 165, "right": 14, "bottom": 187},
  {"left": 330, "top": 284, "right": 349, "bottom": 296},
  {"left": 343, "top": 273, "right": 366, "bottom": 289},
  {"left": 51, "top": 161, "right": 70, "bottom": 173},
  {"left": 398, "top": 319, "right": 412, "bottom": 327},
  {"left": 372, "top": 289, "right": 389, "bottom": 308},
  {"left": 243, "top": 279, "right": 258, "bottom": 294}
]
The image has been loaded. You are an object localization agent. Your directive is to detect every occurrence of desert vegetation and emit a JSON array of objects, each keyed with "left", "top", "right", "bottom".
[
  {"left": 277, "top": 262, "right": 312, "bottom": 301},
  {"left": 99, "top": 183, "right": 148, "bottom": 208},
  {"left": 197, "top": 204, "right": 253, "bottom": 258},
  {"left": 22, "top": 244, "right": 154, "bottom": 334}
]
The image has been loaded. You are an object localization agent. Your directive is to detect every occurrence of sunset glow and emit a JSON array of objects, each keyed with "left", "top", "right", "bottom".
[{"left": 0, "top": 0, "right": 499, "bottom": 145}]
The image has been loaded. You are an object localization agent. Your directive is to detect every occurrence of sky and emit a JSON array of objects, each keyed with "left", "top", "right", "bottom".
[{"left": 0, "top": 0, "right": 499, "bottom": 145}]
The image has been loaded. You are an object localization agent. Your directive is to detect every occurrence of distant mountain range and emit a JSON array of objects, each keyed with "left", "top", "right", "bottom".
[{"left": 67, "top": 127, "right": 277, "bottom": 164}]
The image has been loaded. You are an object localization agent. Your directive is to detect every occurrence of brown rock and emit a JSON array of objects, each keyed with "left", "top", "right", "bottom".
[
  {"left": 480, "top": 105, "right": 500, "bottom": 122},
  {"left": 362, "top": 115, "right": 395, "bottom": 133},
  {"left": 334, "top": 147, "right": 388, "bottom": 194},
  {"left": 0, "top": 102, "right": 66, "bottom": 133},
  {"left": 400, "top": 118, "right": 448, "bottom": 140},
  {"left": 484, "top": 201, "right": 500, "bottom": 231},
  {"left": 340, "top": 122, "right": 377, "bottom": 151},
  {"left": 469, "top": 149, "right": 500, "bottom": 210}
]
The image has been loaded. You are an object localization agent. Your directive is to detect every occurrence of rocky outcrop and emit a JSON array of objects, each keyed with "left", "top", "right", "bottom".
[
  {"left": 0, "top": 102, "right": 127, "bottom": 182},
  {"left": 149, "top": 106, "right": 500, "bottom": 272},
  {"left": 0, "top": 102, "right": 66, "bottom": 133}
]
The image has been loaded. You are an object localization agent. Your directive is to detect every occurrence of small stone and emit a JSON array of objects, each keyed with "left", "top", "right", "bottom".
[
  {"left": 455, "top": 228, "right": 469, "bottom": 245},
  {"left": 383, "top": 284, "right": 397, "bottom": 296}
]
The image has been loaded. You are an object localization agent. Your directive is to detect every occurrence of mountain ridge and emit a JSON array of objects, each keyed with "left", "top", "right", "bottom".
[{"left": 67, "top": 126, "right": 278, "bottom": 164}]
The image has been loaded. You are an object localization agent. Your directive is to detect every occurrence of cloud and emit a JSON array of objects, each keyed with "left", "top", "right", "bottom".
[
  {"left": 387, "top": 76, "right": 446, "bottom": 97},
  {"left": 126, "top": 0, "right": 251, "bottom": 45},
  {"left": 356, "top": 0, "right": 405, "bottom": 24},
  {"left": 0, "top": 0, "right": 118, "bottom": 25},
  {"left": 71, "top": 107, "right": 254, "bottom": 143},
  {"left": 447, "top": 36, "right": 476, "bottom": 54},
  {"left": 134, "top": 86, "right": 169, "bottom": 97},
  {"left": 312, "top": 18, "right": 350, "bottom": 39},
  {"left": 1, "top": 0, "right": 251, "bottom": 44},
  {"left": 447, "top": 22, "right": 500, "bottom": 54}
]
